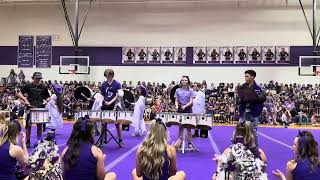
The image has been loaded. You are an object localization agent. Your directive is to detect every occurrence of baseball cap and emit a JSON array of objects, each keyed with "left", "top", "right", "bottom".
[{"left": 32, "top": 72, "right": 43, "bottom": 79}]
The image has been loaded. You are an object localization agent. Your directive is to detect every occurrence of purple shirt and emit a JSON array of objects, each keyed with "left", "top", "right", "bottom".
[
  {"left": 174, "top": 87, "right": 196, "bottom": 106},
  {"left": 101, "top": 80, "right": 121, "bottom": 102}
]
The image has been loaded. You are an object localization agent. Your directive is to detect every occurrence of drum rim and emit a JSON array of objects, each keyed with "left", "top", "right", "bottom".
[{"left": 30, "top": 108, "right": 49, "bottom": 111}]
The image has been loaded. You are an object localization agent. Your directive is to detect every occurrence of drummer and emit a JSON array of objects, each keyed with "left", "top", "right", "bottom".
[
  {"left": 16, "top": 72, "right": 50, "bottom": 148},
  {"left": 101, "top": 69, "right": 124, "bottom": 147},
  {"left": 192, "top": 82, "right": 206, "bottom": 137},
  {"left": 174, "top": 76, "right": 196, "bottom": 150}
]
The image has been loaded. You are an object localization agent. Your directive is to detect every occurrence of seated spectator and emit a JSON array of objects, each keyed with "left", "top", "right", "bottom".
[
  {"left": 0, "top": 121, "right": 28, "bottom": 180},
  {"left": 132, "top": 119, "right": 185, "bottom": 180},
  {"left": 60, "top": 116, "right": 116, "bottom": 180},
  {"left": 273, "top": 131, "right": 320, "bottom": 180},
  {"left": 212, "top": 121, "right": 267, "bottom": 180},
  {"left": 281, "top": 110, "right": 292, "bottom": 127},
  {"left": 27, "top": 131, "right": 63, "bottom": 180}
]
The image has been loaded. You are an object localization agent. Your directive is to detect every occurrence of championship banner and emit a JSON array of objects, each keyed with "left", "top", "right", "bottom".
[
  {"left": 35, "top": 35, "right": 52, "bottom": 68},
  {"left": 17, "top": 35, "right": 34, "bottom": 67}
]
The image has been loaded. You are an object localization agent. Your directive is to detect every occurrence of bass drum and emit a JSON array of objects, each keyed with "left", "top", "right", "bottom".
[{"left": 74, "top": 86, "right": 91, "bottom": 102}]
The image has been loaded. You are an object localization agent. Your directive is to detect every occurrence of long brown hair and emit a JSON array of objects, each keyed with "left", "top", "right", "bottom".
[
  {"left": 0, "top": 121, "right": 21, "bottom": 147},
  {"left": 233, "top": 121, "right": 255, "bottom": 147},
  {"left": 295, "top": 131, "right": 320, "bottom": 172},
  {"left": 53, "top": 87, "right": 63, "bottom": 113},
  {"left": 63, "top": 117, "right": 94, "bottom": 170}
]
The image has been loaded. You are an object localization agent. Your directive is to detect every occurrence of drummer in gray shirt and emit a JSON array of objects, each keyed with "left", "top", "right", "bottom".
[{"left": 16, "top": 72, "right": 50, "bottom": 148}]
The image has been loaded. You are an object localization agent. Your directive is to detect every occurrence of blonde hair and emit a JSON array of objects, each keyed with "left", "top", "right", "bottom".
[{"left": 139, "top": 120, "right": 168, "bottom": 179}]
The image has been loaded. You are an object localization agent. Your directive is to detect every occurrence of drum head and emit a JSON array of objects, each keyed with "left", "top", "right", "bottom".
[
  {"left": 170, "top": 85, "right": 180, "bottom": 103},
  {"left": 123, "top": 90, "right": 135, "bottom": 108},
  {"left": 74, "top": 86, "right": 91, "bottom": 102}
]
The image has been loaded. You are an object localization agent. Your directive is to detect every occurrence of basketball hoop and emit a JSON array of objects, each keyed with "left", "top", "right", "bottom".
[{"left": 68, "top": 70, "right": 77, "bottom": 74}]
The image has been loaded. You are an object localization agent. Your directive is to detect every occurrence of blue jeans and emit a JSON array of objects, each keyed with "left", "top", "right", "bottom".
[{"left": 240, "top": 112, "right": 259, "bottom": 147}]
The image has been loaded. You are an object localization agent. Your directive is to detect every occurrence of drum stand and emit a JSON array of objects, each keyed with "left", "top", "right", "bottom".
[
  {"left": 178, "top": 135, "right": 199, "bottom": 154},
  {"left": 95, "top": 122, "right": 122, "bottom": 148}
]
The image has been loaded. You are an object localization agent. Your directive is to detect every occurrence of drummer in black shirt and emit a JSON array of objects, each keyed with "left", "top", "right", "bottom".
[{"left": 16, "top": 72, "right": 50, "bottom": 148}]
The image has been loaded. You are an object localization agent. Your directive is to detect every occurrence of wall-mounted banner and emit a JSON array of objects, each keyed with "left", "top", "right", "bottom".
[
  {"left": 174, "top": 47, "right": 186, "bottom": 64},
  {"left": 17, "top": 35, "right": 34, "bottom": 68},
  {"left": 122, "top": 47, "right": 136, "bottom": 64},
  {"left": 206, "top": 47, "right": 220, "bottom": 64},
  {"left": 35, "top": 35, "right": 52, "bottom": 68},
  {"left": 262, "top": 46, "right": 276, "bottom": 63},
  {"left": 276, "top": 46, "right": 290, "bottom": 63},
  {"left": 193, "top": 47, "right": 207, "bottom": 64}
]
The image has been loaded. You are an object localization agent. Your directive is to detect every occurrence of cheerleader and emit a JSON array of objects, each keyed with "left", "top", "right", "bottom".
[
  {"left": 47, "top": 83, "right": 64, "bottom": 137},
  {"left": 132, "top": 86, "right": 147, "bottom": 136}
]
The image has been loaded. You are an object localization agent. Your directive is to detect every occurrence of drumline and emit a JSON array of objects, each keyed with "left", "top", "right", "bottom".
[
  {"left": 74, "top": 110, "right": 133, "bottom": 125},
  {"left": 75, "top": 110, "right": 213, "bottom": 131},
  {"left": 156, "top": 112, "right": 213, "bottom": 131}
]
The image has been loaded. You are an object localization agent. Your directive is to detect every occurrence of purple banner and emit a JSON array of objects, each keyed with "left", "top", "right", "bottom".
[
  {"left": 17, "top": 35, "right": 34, "bottom": 67},
  {"left": 35, "top": 35, "right": 52, "bottom": 68}
]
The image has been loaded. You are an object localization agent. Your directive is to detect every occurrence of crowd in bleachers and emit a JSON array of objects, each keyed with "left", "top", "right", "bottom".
[
  {"left": 1, "top": 69, "right": 320, "bottom": 126},
  {"left": 1, "top": 69, "right": 320, "bottom": 180}
]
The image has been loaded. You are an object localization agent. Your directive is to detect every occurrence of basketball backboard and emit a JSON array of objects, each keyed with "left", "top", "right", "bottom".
[
  {"left": 299, "top": 56, "right": 320, "bottom": 76},
  {"left": 59, "top": 56, "right": 90, "bottom": 74}
]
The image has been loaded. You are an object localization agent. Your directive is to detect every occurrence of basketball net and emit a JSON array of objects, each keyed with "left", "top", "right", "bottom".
[
  {"left": 68, "top": 70, "right": 77, "bottom": 74},
  {"left": 316, "top": 67, "right": 320, "bottom": 76}
]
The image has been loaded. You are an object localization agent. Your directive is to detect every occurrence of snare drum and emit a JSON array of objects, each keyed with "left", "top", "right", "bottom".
[
  {"left": 181, "top": 114, "right": 197, "bottom": 129},
  {"left": 101, "top": 111, "right": 117, "bottom": 124},
  {"left": 197, "top": 115, "right": 213, "bottom": 130},
  {"left": 166, "top": 113, "right": 181, "bottom": 126},
  {"left": 30, "top": 108, "right": 49, "bottom": 124},
  {"left": 117, "top": 111, "right": 133, "bottom": 125}
]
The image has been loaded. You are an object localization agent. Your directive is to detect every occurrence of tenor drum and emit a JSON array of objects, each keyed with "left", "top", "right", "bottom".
[
  {"left": 30, "top": 108, "right": 49, "bottom": 124},
  {"left": 156, "top": 112, "right": 168, "bottom": 123},
  {"left": 89, "top": 110, "right": 101, "bottom": 122},
  {"left": 74, "top": 110, "right": 88, "bottom": 120},
  {"left": 166, "top": 113, "right": 181, "bottom": 126},
  {"left": 197, "top": 115, "right": 213, "bottom": 130},
  {"left": 101, "top": 111, "right": 117, "bottom": 124},
  {"left": 181, "top": 114, "right": 197, "bottom": 129},
  {"left": 117, "top": 111, "right": 133, "bottom": 125}
]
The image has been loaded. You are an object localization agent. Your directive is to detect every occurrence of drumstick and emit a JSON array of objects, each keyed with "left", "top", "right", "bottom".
[{"left": 81, "top": 93, "right": 90, "bottom": 99}]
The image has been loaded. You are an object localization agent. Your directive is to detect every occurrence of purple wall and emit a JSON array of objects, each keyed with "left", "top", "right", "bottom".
[{"left": 0, "top": 46, "right": 315, "bottom": 66}]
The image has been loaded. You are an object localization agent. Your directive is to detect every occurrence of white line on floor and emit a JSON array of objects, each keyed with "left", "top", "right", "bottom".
[
  {"left": 208, "top": 132, "right": 221, "bottom": 155},
  {"left": 258, "top": 132, "right": 293, "bottom": 150},
  {"left": 105, "top": 141, "right": 142, "bottom": 171}
]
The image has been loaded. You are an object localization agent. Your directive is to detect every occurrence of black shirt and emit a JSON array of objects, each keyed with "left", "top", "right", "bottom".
[
  {"left": 238, "top": 52, "right": 247, "bottom": 60},
  {"left": 21, "top": 83, "right": 50, "bottom": 108}
]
